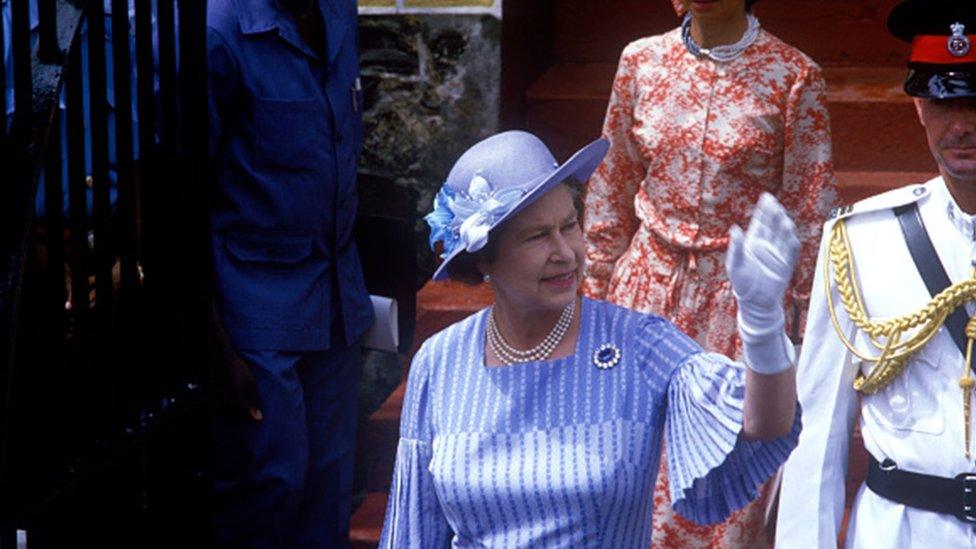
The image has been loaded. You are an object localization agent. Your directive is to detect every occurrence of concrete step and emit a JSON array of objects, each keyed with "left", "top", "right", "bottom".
[
  {"left": 349, "top": 492, "right": 388, "bottom": 549},
  {"left": 525, "top": 63, "right": 936, "bottom": 173},
  {"left": 553, "top": 0, "right": 907, "bottom": 65}
]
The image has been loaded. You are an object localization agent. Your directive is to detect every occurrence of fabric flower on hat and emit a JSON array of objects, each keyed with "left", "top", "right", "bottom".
[
  {"left": 424, "top": 173, "right": 525, "bottom": 259},
  {"left": 425, "top": 185, "right": 462, "bottom": 259}
]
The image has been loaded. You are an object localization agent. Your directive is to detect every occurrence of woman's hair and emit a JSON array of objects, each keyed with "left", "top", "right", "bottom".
[
  {"left": 445, "top": 178, "right": 585, "bottom": 286},
  {"left": 746, "top": 0, "right": 759, "bottom": 10}
]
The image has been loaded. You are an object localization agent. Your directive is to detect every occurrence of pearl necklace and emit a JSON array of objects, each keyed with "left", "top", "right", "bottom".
[
  {"left": 681, "top": 12, "right": 760, "bottom": 62},
  {"left": 486, "top": 300, "right": 576, "bottom": 365}
]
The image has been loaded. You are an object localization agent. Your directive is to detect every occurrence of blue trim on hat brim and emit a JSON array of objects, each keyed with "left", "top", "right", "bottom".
[{"left": 431, "top": 137, "right": 610, "bottom": 282}]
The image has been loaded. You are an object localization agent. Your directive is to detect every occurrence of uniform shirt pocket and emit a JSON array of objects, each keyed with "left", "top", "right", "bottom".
[
  {"left": 218, "top": 231, "right": 322, "bottom": 331},
  {"left": 862, "top": 344, "right": 947, "bottom": 436},
  {"left": 251, "top": 97, "right": 327, "bottom": 173},
  {"left": 225, "top": 232, "right": 313, "bottom": 264}
]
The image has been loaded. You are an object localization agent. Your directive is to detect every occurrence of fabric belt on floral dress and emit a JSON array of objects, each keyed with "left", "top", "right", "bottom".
[{"left": 866, "top": 454, "right": 976, "bottom": 523}]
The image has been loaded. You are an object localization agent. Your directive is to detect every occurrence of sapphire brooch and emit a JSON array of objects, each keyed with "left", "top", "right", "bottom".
[{"left": 593, "top": 343, "right": 622, "bottom": 370}]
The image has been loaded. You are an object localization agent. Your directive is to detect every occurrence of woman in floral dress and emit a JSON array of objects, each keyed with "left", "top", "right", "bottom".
[{"left": 582, "top": 0, "right": 837, "bottom": 547}]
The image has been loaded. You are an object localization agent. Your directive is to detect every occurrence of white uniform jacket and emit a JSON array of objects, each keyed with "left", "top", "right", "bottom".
[{"left": 778, "top": 177, "right": 976, "bottom": 548}]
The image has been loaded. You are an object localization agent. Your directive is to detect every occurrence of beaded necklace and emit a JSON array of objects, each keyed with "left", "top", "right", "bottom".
[
  {"left": 486, "top": 299, "right": 576, "bottom": 365},
  {"left": 681, "top": 12, "right": 760, "bottom": 62}
]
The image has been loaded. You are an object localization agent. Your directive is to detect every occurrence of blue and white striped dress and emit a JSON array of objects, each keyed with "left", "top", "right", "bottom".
[{"left": 380, "top": 298, "right": 799, "bottom": 547}]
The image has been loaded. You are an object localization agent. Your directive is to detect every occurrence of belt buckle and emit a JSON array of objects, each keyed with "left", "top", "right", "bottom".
[{"left": 957, "top": 472, "right": 976, "bottom": 522}]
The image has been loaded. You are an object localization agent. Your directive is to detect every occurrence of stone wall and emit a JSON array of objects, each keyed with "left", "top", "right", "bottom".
[
  {"left": 358, "top": 6, "right": 501, "bottom": 283},
  {"left": 352, "top": 1, "right": 501, "bottom": 497}
]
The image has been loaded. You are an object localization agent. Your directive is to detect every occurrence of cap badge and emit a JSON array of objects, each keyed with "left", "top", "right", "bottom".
[{"left": 949, "top": 22, "right": 971, "bottom": 57}]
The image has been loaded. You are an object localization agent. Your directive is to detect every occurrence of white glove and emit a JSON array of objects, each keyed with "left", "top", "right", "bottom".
[{"left": 725, "top": 192, "right": 799, "bottom": 374}]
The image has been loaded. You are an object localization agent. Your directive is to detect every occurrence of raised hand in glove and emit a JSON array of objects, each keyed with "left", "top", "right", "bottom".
[{"left": 725, "top": 192, "right": 800, "bottom": 374}]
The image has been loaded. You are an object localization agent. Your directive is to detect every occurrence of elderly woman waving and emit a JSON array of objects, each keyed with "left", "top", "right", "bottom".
[{"left": 380, "top": 131, "right": 800, "bottom": 547}]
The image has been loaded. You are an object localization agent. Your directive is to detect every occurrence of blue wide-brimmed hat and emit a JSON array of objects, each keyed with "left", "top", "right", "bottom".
[{"left": 425, "top": 131, "right": 609, "bottom": 282}]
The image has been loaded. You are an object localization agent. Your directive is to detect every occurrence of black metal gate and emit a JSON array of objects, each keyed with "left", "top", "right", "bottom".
[{"left": 1, "top": 0, "right": 212, "bottom": 545}]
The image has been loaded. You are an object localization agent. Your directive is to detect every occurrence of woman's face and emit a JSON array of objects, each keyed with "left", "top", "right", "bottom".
[
  {"left": 679, "top": 0, "right": 746, "bottom": 22},
  {"left": 480, "top": 183, "right": 584, "bottom": 314}
]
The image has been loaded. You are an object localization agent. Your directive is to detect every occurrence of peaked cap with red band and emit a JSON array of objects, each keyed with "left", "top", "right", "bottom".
[{"left": 888, "top": 0, "right": 976, "bottom": 99}]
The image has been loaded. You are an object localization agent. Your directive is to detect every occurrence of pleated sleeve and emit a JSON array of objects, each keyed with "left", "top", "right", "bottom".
[
  {"left": 379, "top": 341, "right": 452, "bottom": 547},
  {"left": 636, "top": 315, "right": 801, "bottom": 525}
]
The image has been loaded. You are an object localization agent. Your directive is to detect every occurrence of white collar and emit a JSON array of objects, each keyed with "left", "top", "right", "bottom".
[{"left": 938, "top": 178, "right": 976, "bottom": 242}]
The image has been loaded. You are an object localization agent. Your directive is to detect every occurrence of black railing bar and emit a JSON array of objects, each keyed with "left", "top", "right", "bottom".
[
  {"left": 0, "top": 0, "right": 35, "bottom": 485},
  {"left": 111, "top": 0, "right": 137, "bottom": 306},
  {"left": 153, "top": 0, "right": 178, "bottom": 399},
  {"left": 86, "top": 0, "right": 118, "bottom": 430},
  {"left": 132, "top": 0, "right": 162, "bottom": 406},
  {"left": 38, "top": 0, "right": 62, "bottom": 64},
  {"left": 178, "top": 0, "right": 203, "bottom": 158},
  {"left": 132, "top": 0, "right": 152, "bottom": 295},
  {"left": 0, "top": 0, "right": 6, "bottom": 141},
  {"left": 10, "top": 0, "right": 32, "bottom": 145},
  {"left": 65, "top": 38, "right": 92, "bottom": 449},
  {"left": 40, "top": 107, "right": 69, "bottom": 468},
  {"left": 42, "top": 106, "right": 66, "bottom": 360},
  {"left": 176, "top": 0, "right": 205, "bottom": 390},
  {"left": 112, "top": 0, "right": 142, "bottom": 422},
  {"left": 133, "top": 0, "right": 153, "bottom": 165},
  {"left": 156, "top": 0, "right": 176, "bottom": 154}
]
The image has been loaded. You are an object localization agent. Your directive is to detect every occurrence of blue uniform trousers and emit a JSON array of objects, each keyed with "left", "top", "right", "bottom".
[{"left": 213, "top": 339, "right": 360, "bottom": 548}]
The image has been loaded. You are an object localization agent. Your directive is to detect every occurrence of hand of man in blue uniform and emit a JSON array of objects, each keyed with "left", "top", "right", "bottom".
[{"left": 212, "top": 303, "right": 263, "bottom": 421}]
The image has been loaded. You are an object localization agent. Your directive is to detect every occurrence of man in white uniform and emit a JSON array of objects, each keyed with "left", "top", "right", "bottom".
[{"left": 777, "top": 0, "right": 976, "bottom": 547}]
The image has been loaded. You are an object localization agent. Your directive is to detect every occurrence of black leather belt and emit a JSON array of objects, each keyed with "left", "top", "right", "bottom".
[{"left": 866, "top": 454, "right": 976, "bottom": 523}]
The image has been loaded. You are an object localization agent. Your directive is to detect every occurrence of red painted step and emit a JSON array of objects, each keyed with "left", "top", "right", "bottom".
[
  {"left": 349, "top": 492, "right": 388, "bottom": 549},
  {"left": 411, "top": 280, "right": 493, "bottom": 360},
  {"left": 365, "top": 382, "right": 406, "bottom": 492},
  {"left": 553, "top": 0, "right": 908, "bottom": 65},
  {"left": 836, "top": 170, "right": 936, "bottom": 203},
  {"left": 525, "top": 63, "right": 936, "bottom": 173},
  {"left": 826, "top": 67, "right": 934, "bottom": 173}
]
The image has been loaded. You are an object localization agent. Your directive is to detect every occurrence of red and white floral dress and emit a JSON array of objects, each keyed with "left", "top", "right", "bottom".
[{"left": 581, "top": 26, "right": 837, "bottom": 549}]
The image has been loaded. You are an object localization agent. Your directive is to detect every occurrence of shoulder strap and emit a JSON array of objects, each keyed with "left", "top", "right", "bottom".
[{"left": 893, "top": 202, "right": 970, "bottom": 359}]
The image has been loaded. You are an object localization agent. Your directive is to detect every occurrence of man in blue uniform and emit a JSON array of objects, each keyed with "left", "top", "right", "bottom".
[{"left": 206, "top": 0, "right": 373, "bottom": 546}]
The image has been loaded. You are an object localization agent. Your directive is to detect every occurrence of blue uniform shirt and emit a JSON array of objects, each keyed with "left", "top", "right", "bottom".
[{"left": 207, "top": 0, "right": 373, "bottom": 351}]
